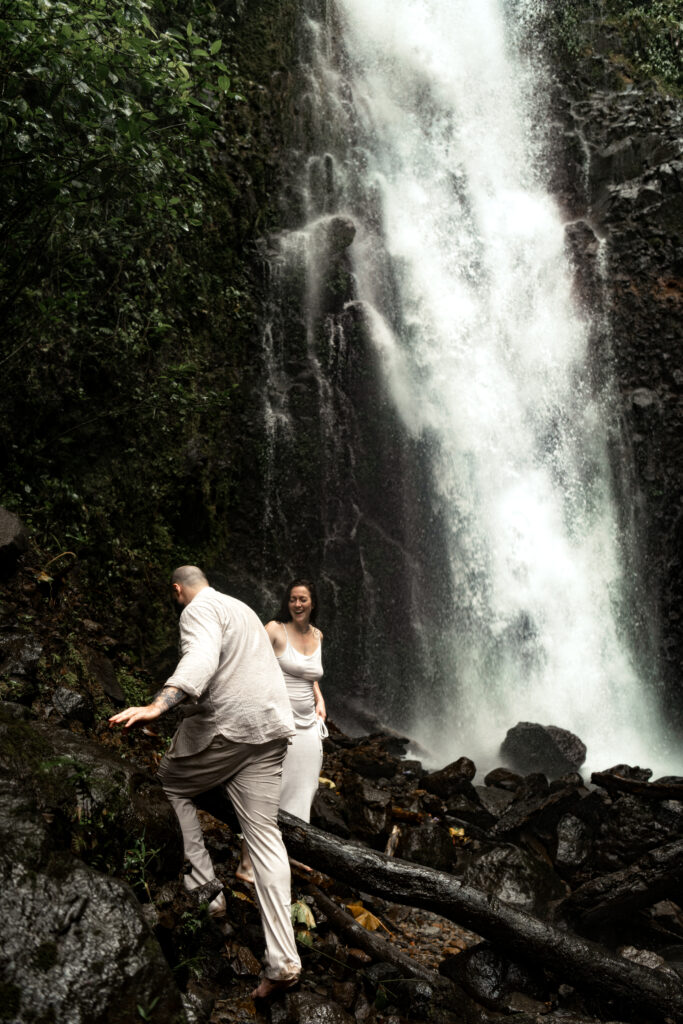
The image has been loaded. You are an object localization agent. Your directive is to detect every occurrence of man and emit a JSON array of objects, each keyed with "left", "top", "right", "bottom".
[{"left": 109, "top": 565, "right": 301, "bottom": 998}]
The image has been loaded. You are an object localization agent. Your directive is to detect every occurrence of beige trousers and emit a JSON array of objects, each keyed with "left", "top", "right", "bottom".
[{"left": 157, "top": 735, "right": 301, "bottom": 981}]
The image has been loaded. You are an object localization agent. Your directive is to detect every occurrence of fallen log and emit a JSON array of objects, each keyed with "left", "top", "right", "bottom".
[
  {"left": 308, "top": 884, "right": 449, "bottom": 989},
  {"left": 561, "top": 838, "right": 683, "bottom": 927},
  {"left": 278, "top": 812, "right": 683, "bottom": 1024},
  {"left": 590, "top": 771, "right": 683, "bottom": 801}
]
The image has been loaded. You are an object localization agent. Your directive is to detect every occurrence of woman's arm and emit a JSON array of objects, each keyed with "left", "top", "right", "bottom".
[
  {"left": 313, "top": 680, "right": 326, "bottom": 720},
  {"left": 265, "top": 619, "right": 287, "bottom": 655}
]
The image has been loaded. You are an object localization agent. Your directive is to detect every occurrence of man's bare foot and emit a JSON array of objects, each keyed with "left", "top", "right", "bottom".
[
  {"left": 251, "top": 976, "right": 299, "bottom": 1000},
  {"left": 237, "top": 838, "right": 254, "bottom": 884},
  {"left": 289, "top": 857, "right": 312, "bottom": 874}
]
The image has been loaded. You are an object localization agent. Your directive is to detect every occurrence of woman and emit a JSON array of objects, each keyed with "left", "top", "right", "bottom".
[{"left": 237, "top": 578, "right": 326, "bottom": 883}]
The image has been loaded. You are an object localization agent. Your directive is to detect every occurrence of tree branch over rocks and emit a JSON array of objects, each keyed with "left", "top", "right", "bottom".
[
  {"left": 560, "top": 838, "right": 683, "bottom": 927},
  {"left": 308, "top": 884, "right": 450, "bottom": 990},
  {"left": 591, "top": 770, "right": 683, "bottom": 801},
  {"left": 278, "top": 812, "right": 683, "bottom": 1024}
]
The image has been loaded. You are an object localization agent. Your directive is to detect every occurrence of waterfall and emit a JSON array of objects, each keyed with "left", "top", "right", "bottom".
[{"left": 268, "top": 0, "right": 673, "bottom": 773}]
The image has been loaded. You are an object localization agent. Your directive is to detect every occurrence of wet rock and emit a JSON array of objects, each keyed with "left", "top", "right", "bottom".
[
  {"left": 342, "top": 740, "right": 399, "bottom": 779},
  {"left": 0, "top": 631, "right": 42, "bottom": 703},
  {"left": 462, "top": 845, "right": 566, "bottom": 916},
  {"left": 618, "top": 945, "right": 680, "bottom": 978},
  {"left": 551, "top": 771, "right": 586, "bottom": 792},
  {"left": 444, "top": 790, "right": 497, "bottom": 830},
  {"left": 593, "top": 793, "right": 679, "bottom": 867},
  {"left": 312, "top": 214, "right": 357, "bottom": 255},
  {"left": 0, "top": 763, "right": 184, "bottom": 1024},
  {"left": 50, "top": 685, "right": 93, "bottom": 724},
  {"left": 658, "top": 944, "right": 683, "bottom": 979},
  {"left": 182, "top": 986, "right": 215, "bottom": 1024},
  {"left": 490, "top": 781, "right": 581, "bottom": 839},
  {"left": 439, "top": 941, "right": 549, "bottom": 1012},
  {"left": 484, "top": 766, "right": 523, "bottom": 792},
  {"left": 388, "top": 978, "right": 435, "bottom": 1019},
  {"left": 605, "top": 764, "right": 653, "bottom": 783},
  {"left": 475, "top": 784, "right": 515, "bottom": 817},
  {"left": 332, "top": 980, "right": 359, "bottom": 1010},
  {"left": 285, "top": 990, "right": 355, "bottom": 1024},
  {"left": 86, "top": 647, "right": 126, "bottom": 703},
  {"left": 555, "top": 813, "right": 593, "bottom": 877},
  {"left": 399, "top": 822, "right": 456, "bottom": 872},
  {"left": 345, "top": 776, "right": 391, "bottom": 839},
  {"left": 0, "top": 709, "right": 182, "bottom": 881},
  {"left": 0, "top": 507, "right": 29, "bottom": 578},
  {"left": 231, "top": 944, "right": 261, "bottom": 976},
  {"left": 421, "top": 756, "right": 476, "bottom": 799},
  {"left": 500, "top": 722, "right": 587, "bottom": 777},
  {"left": 0, "top": 630, "right": 42, "bottom": 677},
  {"left": 311, "top": 788, "right": 352, "bottom": 838},
  {"left": 3, "top": 854, "right": 184, "bottom": 1024}
]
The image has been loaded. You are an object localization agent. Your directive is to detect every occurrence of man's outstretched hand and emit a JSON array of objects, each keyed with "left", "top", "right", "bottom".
[
  {"left": 109, "top": 686, "right": 186, "bottom": 729},
  {"left": 109, "top": 705, "right": 161, "bottom": 729}
]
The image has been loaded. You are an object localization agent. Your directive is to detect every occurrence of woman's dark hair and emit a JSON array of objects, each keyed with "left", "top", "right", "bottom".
[{"left": 276, "top": 578, "right": 318, "bottom": 625}]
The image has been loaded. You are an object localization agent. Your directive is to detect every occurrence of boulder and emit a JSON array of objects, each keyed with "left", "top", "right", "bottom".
[
  {"left": 344, "top": 775, "right": 391, "bottom": 840},
  {"left": 0, "top": 748, "right": 184, "bottom": 1024},
  {"left": 284, "top": 990, "right": 355, "bottom": 1024},
  {"left": 461, "top": 845, "right": 566, "bottom": 917},
  {"left": 500, "top": 722, "right": 587, "bottom": 777},
  {"left": 86, "top": 647, "right": 126, "bottom": 703},
  {"left": 420, "top": 756, "right": 476, "bottom": 799},
  {"left": 399, "top": 823, "right": 456, "bottom": 872},
  {"left": 50, "top": 685, "right": 93, "bottom": 724},
  {"left": 0, "top": 507, "right": 29, "bottom": 578},
  {"left": 439, "top": 941, "right": 549, "bottom": 1012},
  {"left": 0, "top": 631, "right": 42, "bottom": 703}
]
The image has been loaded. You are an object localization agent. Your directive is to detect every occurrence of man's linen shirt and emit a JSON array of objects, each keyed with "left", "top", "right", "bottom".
[{"left": 165, "top": 587, "right": 295, "bottom": 757}]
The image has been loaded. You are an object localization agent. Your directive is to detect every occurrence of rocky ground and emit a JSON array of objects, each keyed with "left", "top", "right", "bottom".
[{"left": 2, "top": 512, "right": 683, "bottom": 1024}]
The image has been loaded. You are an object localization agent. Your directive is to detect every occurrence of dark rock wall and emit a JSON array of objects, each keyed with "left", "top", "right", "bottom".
[{"left": 544, "top": 28, "right": 683, "bottom": 724}]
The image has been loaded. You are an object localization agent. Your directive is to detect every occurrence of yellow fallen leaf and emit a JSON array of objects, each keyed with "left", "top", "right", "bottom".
[
  {"left": 449, "top": 826, "right": 471, "bottom": 845},
  {"left": 230, "top": 889, "right": 255, "bottom": 904},
  {"left": 345, "top": 902, "right": 392, "bottom": 935},
  {"left": 291, "top": 900, "right": 316, "bottom": 928}
]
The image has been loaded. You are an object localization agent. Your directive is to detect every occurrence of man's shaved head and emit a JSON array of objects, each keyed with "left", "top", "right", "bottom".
[{"left": 171, "top": 565, "right": 208, "bottom": 588}]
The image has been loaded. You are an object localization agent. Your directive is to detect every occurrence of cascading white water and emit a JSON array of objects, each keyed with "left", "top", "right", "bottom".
[{"left": 318, "top": 0, "right": 672, "bottom": 772}]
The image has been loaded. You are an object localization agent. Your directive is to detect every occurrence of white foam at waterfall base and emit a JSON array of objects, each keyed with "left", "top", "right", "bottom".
[{"left": 328, "top": 0, "right": 676, "bottom": 776}]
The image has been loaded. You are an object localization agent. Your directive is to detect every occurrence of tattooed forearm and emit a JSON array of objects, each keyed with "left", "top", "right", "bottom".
[{"left": 151, "top": 686, "right": 187, "bottom": 713}]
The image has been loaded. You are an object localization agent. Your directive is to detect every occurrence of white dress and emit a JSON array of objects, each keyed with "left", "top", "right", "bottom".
[{"left": 278, "top": 623, "right": 325, "bottom": 822}]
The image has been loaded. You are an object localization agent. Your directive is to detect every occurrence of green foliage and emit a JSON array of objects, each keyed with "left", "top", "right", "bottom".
[
  {"left": 605, "top": 1, "right": 683, "bottom": 91},
  {"left": 0, "top": 0, "right": 268, "bottom": 630},
  {"left": 118, "top": 665, "right": 153, "bottom": 706},
  {"left": 534, "top": 0, "right": 683, "bottom": 93},
  {"left": 123, "top": 830, "right": 162, "bottom": 900},
  {"left": 137, "top": 996, "right": 160, "bottom": 1021}
]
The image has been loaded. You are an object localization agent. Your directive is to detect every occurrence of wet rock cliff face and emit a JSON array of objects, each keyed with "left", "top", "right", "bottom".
[{"left": 545, "top": 32, "right": 683, "bottom": 723}]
